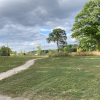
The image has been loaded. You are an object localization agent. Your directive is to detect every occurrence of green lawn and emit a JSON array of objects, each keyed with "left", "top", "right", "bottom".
[
  {"left": 0, "top": 56, "right": 43, "bottom": 72},
  {"left": 0, "top": 56, "right": 100, "bottom": 100}
]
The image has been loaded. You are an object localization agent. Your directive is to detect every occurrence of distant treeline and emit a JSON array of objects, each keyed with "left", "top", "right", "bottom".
[{"left": 0, "top": 44, "right": 96, "bottom": 56}]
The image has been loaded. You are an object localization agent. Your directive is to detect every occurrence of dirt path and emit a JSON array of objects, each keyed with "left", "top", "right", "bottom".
[
  {"left": 0, "top": 58, "right": 43, "bottom": 100},
  {"left": 0, "top": 58, "right": 42, "bottom": 80},
  {"left": 0, "top": 95, "right": 29, "bottom": 100}
]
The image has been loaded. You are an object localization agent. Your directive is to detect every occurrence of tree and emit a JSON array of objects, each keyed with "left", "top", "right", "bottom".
[
  {"left": 63, "top": 47, "right": 67, "bottom": 52},
  {"left": 10, "top": 51, "right": 17, "bottom": 56},
  {"left": 20, "top": 50, "right": 23, "bottom": 55},
  {"left": 0, "top": 46, "right": 11, "bottom": 56},
  {"left": 37, "top": 44, "right": 41, "bottom": 55},
  {"left": 48, "top": 49, "right": 52, "bottom": 55},
  {"left": 46, "top": 28, "right": 67, "bottom": 53},
  {"left": 71, "top": 0, "right": 100, "bottom": 51},
  {"left": 24, "top": 50, "right": 25, "bottom": 53},
  {"left": 77, "top": 48, "right": 83, "bottom": 52},
  {"left": 66, "top": 44, "right": 73, "bottom": 53}
]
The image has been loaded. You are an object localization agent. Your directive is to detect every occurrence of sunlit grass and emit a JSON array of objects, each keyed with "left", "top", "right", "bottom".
[{"left": 0, "top": 56, "right": 100, "bottom": 100}]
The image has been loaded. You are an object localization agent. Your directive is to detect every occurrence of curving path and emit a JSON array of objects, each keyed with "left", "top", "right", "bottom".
[
  {"left": 0, "top": 95, "right": 29, "bottom": 100},
  {"left": 0, "top": 58, "right": 43, "bottom": 100}
]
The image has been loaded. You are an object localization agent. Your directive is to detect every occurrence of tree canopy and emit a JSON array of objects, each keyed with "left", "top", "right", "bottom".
[
  {"left": 46, "top": 28, "right": 67, "bottom": 53},
  {"left": 0, "top": 46, "right": 11, "bottom": 56},
  {"left": 37, "top": 44, "right": 41, "bottom": 55},
  {"left": 71, "top": 0, "right": 100, "bottom": 51}
]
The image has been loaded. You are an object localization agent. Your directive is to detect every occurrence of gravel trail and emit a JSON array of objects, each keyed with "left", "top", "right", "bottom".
[{"left": 0, "top": 58, "right": 43, "bottom": 100}]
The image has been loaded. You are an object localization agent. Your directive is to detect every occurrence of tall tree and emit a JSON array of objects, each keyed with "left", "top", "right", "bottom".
[
  {"left": 37, "top": 44, "right": 41, "bottom": 55},
  {"left": 71, "top": 0, "right": 100, "bottom": 51},
  {"left": 46, "top": 28, "right": 67, "bottom": 53},
  {"left": 20, "top": 50, "right": 23, "bottom": 55},
  {"left": 0, "top": 46, "right": 11, "bottom": 56},
  {"left": 63, "top": 47, "right": 67, "bottom": 52}
]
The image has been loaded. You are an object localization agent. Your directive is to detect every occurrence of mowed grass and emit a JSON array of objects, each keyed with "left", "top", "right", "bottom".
[
  {"left": 0, "top": 56, "right": 100, "bottom": 100},
  {"left": 0, "top": 56, "right": 43, "bottom": 72}
]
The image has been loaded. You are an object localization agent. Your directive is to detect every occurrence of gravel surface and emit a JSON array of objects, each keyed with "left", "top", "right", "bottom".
[
  {"left": 0, "top": 95, "right": 29, "bottom": 100},
  {"left": 0, "top": 58, "right": 42, "bottom": 80}
]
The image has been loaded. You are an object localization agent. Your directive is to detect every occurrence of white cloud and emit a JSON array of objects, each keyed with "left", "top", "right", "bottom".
[
  {"left": 54, "top": 26, "right": 72, "bottom": 32},
  {"left": 67, "top": 33, "right": 76, "bottom": 44},
  {"left": 0, "top": 0, "right": 90, "bottom": 53}
]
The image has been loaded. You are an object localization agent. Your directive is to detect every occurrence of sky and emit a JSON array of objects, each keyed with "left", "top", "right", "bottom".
[{"left": 0, "top": 0, "right": 90, "bottom": 53}]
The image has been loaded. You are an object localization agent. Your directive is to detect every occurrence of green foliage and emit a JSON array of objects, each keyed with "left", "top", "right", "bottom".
[
  {"left": 77, "top": 48, "right": 83, "bottom": 52},
  {"left": 63, "top": 47, "right": 67, "bottom": 52},
  {"left": 24, "top": 50, "right": 25, "bottom": 53},
  {"left": 49, "top": 52, "right": 71, "bottom": 57},
  {"left": 66, "top": 44, "right": 77, "bottom": 53},
  {"left": 48, "top": 49, "right": 52, "bottom": 55},
  {"left": 10, "top": 51, "right": 17, "bottom": 56},
  {"left": 20, "top": 50, "right": 23, "bottom": 55},
  {"left": 71, "top": 0, "right": 100, "bottom": 51},
  {"left": 0, "top": 46, "right": 11, "bottom": 56},
  {"left": 59, "top": 50, "right": 62, "bottom": 53},
  {"left": 96, "top": 44, "right": 100, "bottom": 51},
  {"left": 46, "top": 28, "right": 67, "bottom": 53},
  {"left": 37, "top": 44, "right": 41, "bottom": 55}
]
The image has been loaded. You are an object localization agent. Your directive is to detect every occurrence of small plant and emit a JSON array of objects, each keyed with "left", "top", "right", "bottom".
[{"left": 37, "top": 44, "right": 41, "bottom": 55}]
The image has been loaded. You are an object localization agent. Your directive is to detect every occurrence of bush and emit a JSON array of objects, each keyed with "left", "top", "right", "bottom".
[
  {"left": 49, "top": 52, "right": 71, "bottom": 57},
  {"left": 0, "top": 46, "right": 11, "bottom": 56},
  {"left": 77, "top": 48, "right": 83, "bottom": 52}
]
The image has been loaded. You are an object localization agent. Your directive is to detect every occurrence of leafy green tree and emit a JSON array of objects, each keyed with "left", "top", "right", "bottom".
[
  {"left": 51, "top": 49, "right": 57, "bottom": 53},
  {"left": 72, "top": 44, "right": 78, "bottom": 49},
  {"left": 71, "top": 0, "right": 100, "bottom": 51},
  {"left": 65, "top": 44, "right": 77, "bottom": 53},
  {"left": 37, "top": 44, "right": 41, "bottom": 55},
  {"left": 0, "top": 46, "right": 11, "bottom": 56},
  {"left": 67, "top": 44, "right": 73, "bottom": 53},
  {"left": 46, "top": 28, "right": 67, "bottom": 53},
  {"left": 20, "top": 50, "right": 23, "bottom": 55},
  {"left": 30, "top": 51, "right": 34, "bottom": 55},
  {"left": 48, "top": 49, "right": 52, "bottom": 55},
  {"left": 24, "top": 50, "right": 25, "bottom": 53},
  {"left": 14, "top": 51, "right": 17, "bottom": 55},
  {"left": 77, "top": 48, "right": 83, "bottom": 52},
  {"left": 10, "top": 51, "right": 17, "bottom": 56},
  {"left": 63, "top": 47, "right": 67, "bottom": 52}
]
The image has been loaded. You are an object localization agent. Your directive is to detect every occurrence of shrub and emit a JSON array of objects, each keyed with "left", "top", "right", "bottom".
[
  {"left": 49, "top": 52, "right": 71, "bottom": 57},
  {"left": 77, "top": 48, "right": 83, "bottom": 52},
  {"left": 0, "top": 46, "right": 11, "bottom": 56}
]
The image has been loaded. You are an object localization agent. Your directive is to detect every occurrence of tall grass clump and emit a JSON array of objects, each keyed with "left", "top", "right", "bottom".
[
  {"left": 49, "top": 52, "right": 71, "bottom": 57},
  {"left": 72, "top": 52, "right": 95, "bottom": 56}
]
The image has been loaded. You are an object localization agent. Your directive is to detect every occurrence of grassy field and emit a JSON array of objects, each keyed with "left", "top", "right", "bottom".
[
  {"left": 0, "top": 56, "right": 100, "bottom": 100},
  {"left": 0, "top": 56, "right": 44, "bottom": 73}
]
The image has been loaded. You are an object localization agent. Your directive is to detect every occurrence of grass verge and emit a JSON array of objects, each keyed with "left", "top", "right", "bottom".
[{"left": 0, "top": 56, "right": 100, "bottom": 100}]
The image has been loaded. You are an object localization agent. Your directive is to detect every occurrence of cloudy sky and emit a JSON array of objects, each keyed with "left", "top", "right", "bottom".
[{"left": 0, "top": 0, "right": 90, "bottom": 53}]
